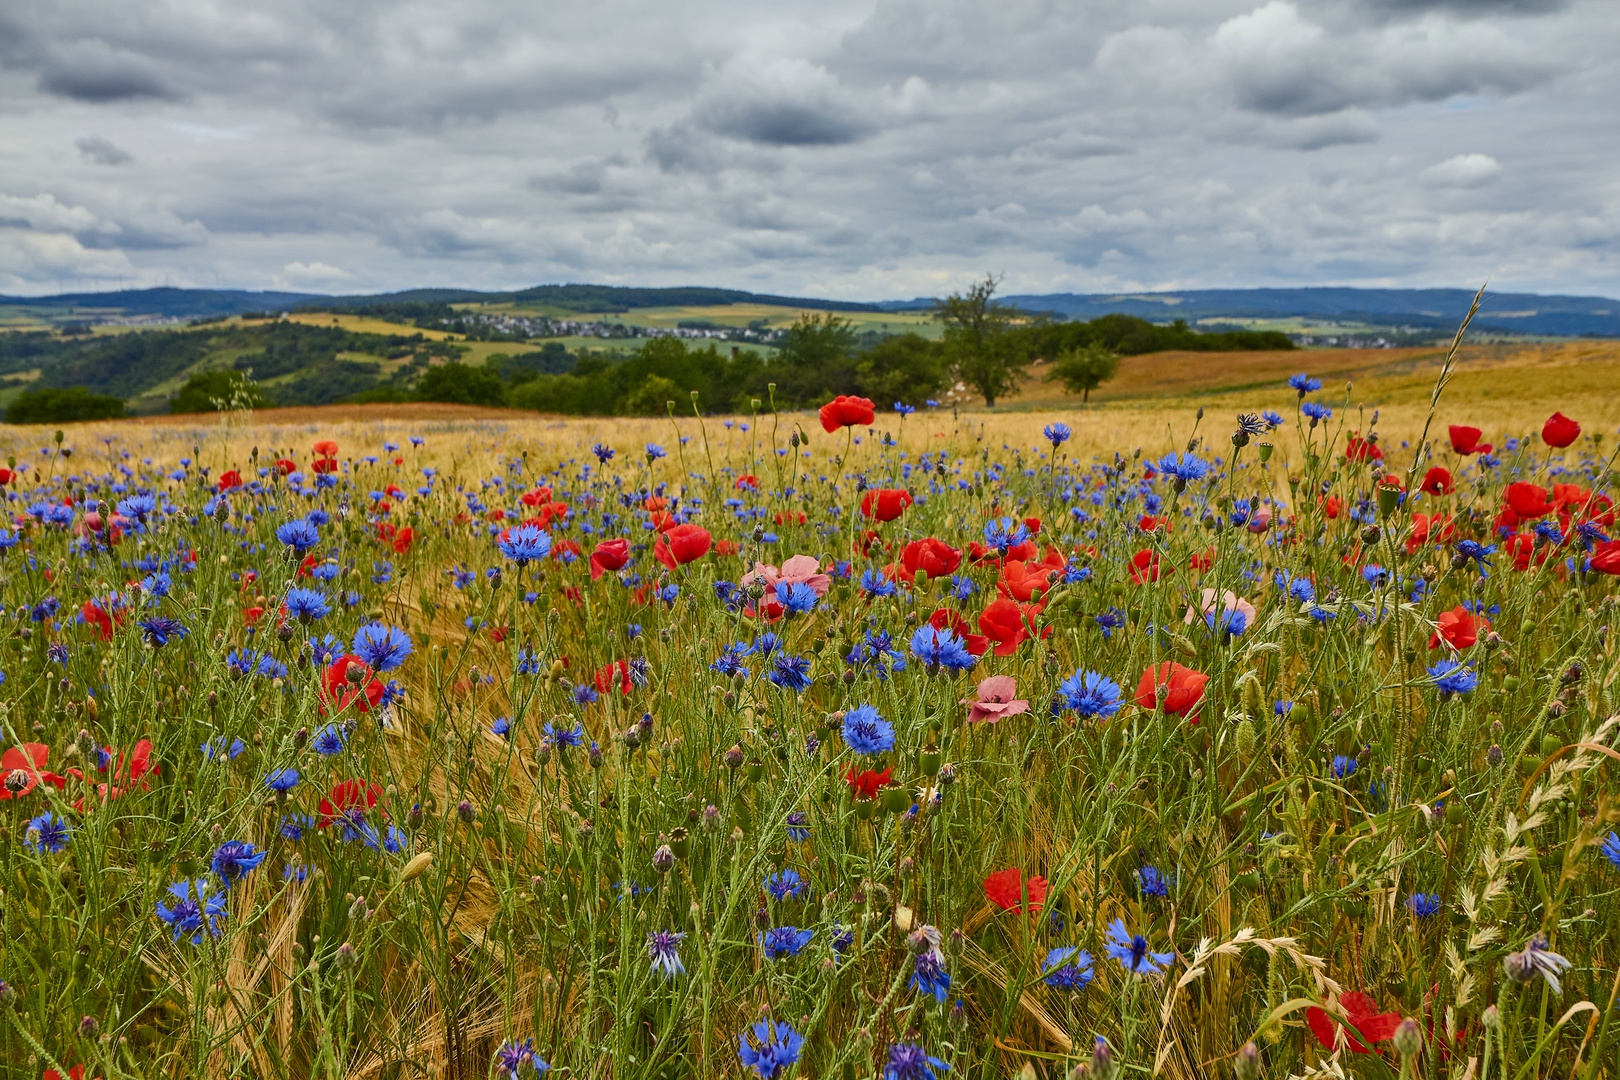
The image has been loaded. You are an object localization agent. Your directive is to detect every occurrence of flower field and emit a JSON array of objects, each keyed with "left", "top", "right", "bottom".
[{"left": 1, "top": 359, "right": 1619, "bottom": 1080}]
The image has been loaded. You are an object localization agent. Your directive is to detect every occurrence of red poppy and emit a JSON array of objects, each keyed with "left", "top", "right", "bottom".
[
  {"left": 1345, "top": 435, "right": 1382, "bottom": 462},
  {"left": 1306, "top": 991, "right": 1402, "bottom": 1055},
  {"left": 0, "top": 468, "right": 15, "bottom": 485},
  {"left": 595, "top": 660, "right": 633, "bottom": 696},
  {"left": 0, "top": 743, "right": 66, "bottom": 799},
  {"left": 390, "top": 526, "right": 414, "bottom": 555},
  {"left": 81, "top": 598, "right": 123, "bottom": 642},
  {"left": 1188, "top": 547, "right": 1216, "bottom": 571},
  {"left": 243, "top": 606, "right": 265, "bottom": 626},
  {"left": 67, "top": 739, "right": 155, "bottom": 808},
  {"left": 978, "top": 598, "right": 1034, "bottom": 656},
  {"left": 313, "top": 439, "right": 340, "bottom": 458},
  {"left": 272, "top": 458, "right": 297, "bottom": 475},
  {"left": 216, "top": 470, "right": 243, "bottom": 491},
  {"left": 1405, "top": 513, "right": 1453, "bottom": 555},
  {"left": 983, "top": 867, "right": 1048, "bottom": 913},
  {"left": 1448, "top": 425, "right": 1492, "bottom": 456},
  {"left": 899, "top": 538, "right": 962, "bottom": 582},
  {"left": 1320, "top": 496, "right": 1344, "bottom": 519},
  {"left": 854, "top": 529, "right": 886, "bottom": 559},
  {"left": 860, "top": 488, "right": 913, "bottom": 522},
  {"left": 715, "top": 538, "right": 739, "bottom": 557},
  {"left": 519, "top": 486, "right": 554, "bottom": 507},
  {"left": 1542, "top": 411, "right": 1581, "bottom": 448},
  {"left": 1590, "top": 539, "right": 1620, "bottom": 575},
  {"left": 1134, "top": 662, "right": 1209, "bottom": 719},
  {"left": 1129, "top": 548, "right": 1168, "bottom": 584},
  {"left": 997, "top": 559, "right": 1059, "bottom": 602},
  {"left": 323, "top": 655, "right": 384, "bottom": 713},
  {"left": 819, "top": 394, "right": 876, "bottom": 433},
  {"left": 589, "top": 537, "right": 631, "bottom": 580},
  {"left": 773, "top": 510, "right": 807, "bottom": 526},
  {"left": 1138, "top": 514, "right": 1171, "bottom": 533},
  {"left": 318, "top": 779, "right": 386, "bottom": 829},
  {"left": 1419, "top": 467, "right": 1454, "bottom": 496},
  {"left": 927, "top": 608, "right": 990, "bottom": 656},
  {"left": 311, "top": 456, "right": 339, "bottom": 475},
  {"left": 735, "top": 474, "right": 759, "bottom": 491},
  {"left": 844, "top": 764, "right": 893, "bottom": 800},
  {"left": 654, "top": 523, "right": 711, "bottom": 569},
  {"left": 1430, "top": 606, "right": 1484, "bottom": 650},
  {"left": 1505, "top": 482, "right": 1555, "bottom": 520},
  {"left": 44, "top": 1066, "right": 87, "bottom": 1080}
]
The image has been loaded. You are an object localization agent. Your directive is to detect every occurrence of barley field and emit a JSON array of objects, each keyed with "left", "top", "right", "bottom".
[{"left": 0, "top": 339, "right": 1618, "bottom": 1080}]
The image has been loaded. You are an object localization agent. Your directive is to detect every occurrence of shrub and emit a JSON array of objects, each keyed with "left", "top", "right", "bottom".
[
  {"left": 5, "top": 386, "right": 126, "bottom": 424},
  {"left": 414, "top": 362, "right": 508, "bottom": 407}
]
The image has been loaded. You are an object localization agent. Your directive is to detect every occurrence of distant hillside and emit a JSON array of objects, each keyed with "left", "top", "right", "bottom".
[
  {"left": 875, "top": 287, "right": 1620, "bottom": 338},
  {"left": 0, "top": 287, "right": 320, "bottom": 319},
  {"left": 307, "top": 283, "right": 882, "bottom": 315}
]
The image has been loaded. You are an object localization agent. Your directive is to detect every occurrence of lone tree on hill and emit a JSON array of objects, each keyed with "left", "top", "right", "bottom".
[
  {"left": 1047, "top": 341, "right": 1121, "bottom": 403},
  {"left": 936, "top": 274, "right": 1028, "bottom": 407}
]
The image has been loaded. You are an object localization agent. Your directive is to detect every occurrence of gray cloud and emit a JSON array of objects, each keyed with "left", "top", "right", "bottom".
[
  {"left": 75, "top": 135, "right": 132, "bottom": 165},
  {"left": 0, "top": 0, "right": 1614, "bottom": 298}
]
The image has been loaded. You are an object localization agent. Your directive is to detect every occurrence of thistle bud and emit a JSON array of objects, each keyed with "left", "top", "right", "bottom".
[{"left": 702, "top": 804, "right": 721, "bottom": 831}]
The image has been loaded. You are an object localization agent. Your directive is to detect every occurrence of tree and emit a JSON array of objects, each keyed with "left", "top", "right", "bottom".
[
  {"left": 6, "top": 386, "right": 126, "bottom": 424},
  {"left": 1047, "top": 342, "right": 1121, "bottom": 403},
  {"left": 771, "top": 313, "right": 857, "bottom": 404},
  {"left": 853, "top": 333, "right": 948, "bottom": 407},
  {"left": 935, "top": 274, "right": 1029, "bottom": 406},
  {"left": 170, "top": 369, "right": 268, "bottom": 414},
  {"left": 414, "top": 362, "right": 508, "bottom": 407}
]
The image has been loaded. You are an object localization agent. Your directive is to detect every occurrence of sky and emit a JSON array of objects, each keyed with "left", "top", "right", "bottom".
[{"left": 1, "top": 0, "right": 1617, "bottom": 301}]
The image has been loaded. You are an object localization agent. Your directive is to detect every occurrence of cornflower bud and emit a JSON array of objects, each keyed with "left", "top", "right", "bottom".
[
  {"left": 1392, "top": 1019, "right": 1422, "bottom": 1058},
  {"left": 77, "top": 1015, "right": 99, "bottom": 1039},
  {"left": 1233, "top": 1041, "right": 1261, "bottom": 1080},
  {"left": 456, "top": 799, "right": 476, "bottom": 823},
  {"left": 652, "top": 845, "right": 674, "bottom": 874}
]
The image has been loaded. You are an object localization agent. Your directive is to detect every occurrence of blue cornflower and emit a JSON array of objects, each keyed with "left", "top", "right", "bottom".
[
  {"left": 1428, "top": 659, "right": 1478, "bottom": 696},
  {"left": 201, "top": 736, "right": 246, "bottom": 760},
  {"left": 645, "top": 443, "right": 667, "bottom": 461},
  {"left": 140, "top": 570, "right": 172, "bottom": 597},
  {"left": 948, "top": 574, "right": 976, "bottom": 601},
  {"left": 1262, "top": 410, "right": 1285, "bottom": 428},
  {"left": 592, "top": 443, "right": 615, "bottom": 463},
  {"left": 543, "top": 720, "right": 585, "bottom": 748},
  {"left": 264, "top": 767, "right": 300, "bottom": 792},
  {"left": 1105, "top": 918, "right": 1174, "bottom": 976},
  {"left": 1156, "top": 453, "right": 1208, "bottom": 483},
  {"left": 1206, "top": 607, "right": 1248, "bottom": 638},
  {"left": 894, "top": 401, "right": 915, "bottom": 416},
  {"left": 841, "top": 704, "right": 895, "bottom": 755},
  {"left": 1041, "top": 947, "right": 1095, "bottom": 991},
  {"left": 1331, "top": 755, "right": 1357, "bottom": 779},
  {"left": 275, "top": 518, "right": 321, "bottom": 552},
  {"left": 1408, "top": 892, "right": 1442, "bottom": 918},
  {"left": 226, "top": 649, "right": 258, "bottom": 678},
  {"left": 749, "top": 632, "right": 783, "bottom": 657},
  {"left": 1095, "top": 607, "right": 1125, "bottom": 638},
  {"left": 1275, "top": 570, "right": 1316, "bottom": 603},
  {"left": 711, "top": 643, "right": 751, "bottom": 679},
  {"left": 573, "top": 684, "right": 600, "bottom": 706},
  {"left": 155, "top": 878, "right": 228, "bottom": 943},
  {"left": 312, "top": 724, "right": 346, "bottom": 756},
  {"left": 785, "top": 812, "right": 811, "bottom": 841},
  {"left": 1301, "top": 401, "right": 1332, "bottom": 422},
  {"left": 760, "top": 926, "right": 814, "bottom": 959},
  {"left": 767, "top": 652, "right": 812, "bottom": 692},
  {"left": 1043, "top": 423, "right": 1072, "bottom": 448},
  {"left": 24, "top": 811, "right": 71, "bottom": 854},
  {"left": 1288, "top": 373, "right": 1322, "bottom": 395},
  {"left": 116, "top": 492, "right": 158, "bottom": 521},
  {"left": 139, "top": 616, "right": 188, "bottom": 647},
  {"left": 211, "top": 840, "right": 267, "bottom": 885},
  {"left": 764, "top": 868, "right": 807, "bottom": 901},
  {"left": 737, "top": 1019, "right": 805, "bottom": 1079},
  {"left": 498, "top": 523, "right": 552, "bottom": 565},
  {"left": 775, "top": 580, "right": 818, "bottom": 614},
  {"left": 491, "top": 716, "right": 512, "bottom": 738},
  {"left": 860, "top": 568, "right": 898, "bottom": 598},
  {"left": 493, "top": 1037, "right": 550, "bottom": 1077},
  {"left": 908, "top": 625, "right": 977, "bottom": 671},
  {"left": 847, "top": 629, "right": 910, "bottom": 677},
  {"left": 352, "top": 624, "right": 413, "bottom": 671},
  {"left": 983, "top": 516, "right": 1029, "bottom": 553},
  {"left": 647, "top": 929, "right": 687, "bottom": 979},
  {"left": 257, "top": 654, "right": 289, "bottom": 679},
  {"left": 284, "top": 587, "right": 330, "bottom": 623},
  {"left": 279, "top": 814, "right": 314, "bottom": 842},
  {"left": 1600, "top": 831, "right": 1620, "bottom": 869},
  {"left": 1056, "top": 670, "right": 1123, "bottom": 718},
  {"left": 885, "top": 1042, "right": 951, "bottom": 1080},
  {"left": 1136, "top": 865, "right": 1170, "bottom": 898},
  {"left": 910, "top": 951, "right": 951, "bottom": 1001},
  {"left": 1455, "top": 539, "right": 1495, "bottom": 572},
  {"left": 1362, "top": 564, "right": 1388, "bottom": 587}
]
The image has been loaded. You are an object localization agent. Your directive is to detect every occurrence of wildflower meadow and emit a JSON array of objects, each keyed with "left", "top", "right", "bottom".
[{"left": 1, "top": 339, "right": 1618, "bottom": 1080}]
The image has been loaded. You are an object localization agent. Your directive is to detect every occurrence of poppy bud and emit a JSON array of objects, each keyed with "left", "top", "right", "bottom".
[
  {"left": 534, "top": 739, "right": 553, "bottom": 766},
  {"left": 1482, "top": 1004, "right": 1500, "bottom": 1029}
]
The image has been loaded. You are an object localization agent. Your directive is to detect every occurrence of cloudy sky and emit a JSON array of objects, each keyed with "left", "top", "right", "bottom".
[{"left": 1, "top": 0, "right": 1616, "bottom": 300}]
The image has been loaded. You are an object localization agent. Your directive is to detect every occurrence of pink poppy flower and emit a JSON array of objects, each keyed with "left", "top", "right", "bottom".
[
  {"left": 964, "top": 675, "right": 1029, "bottom": 723},
  {"left": 741, "top": 554, "right": 832, "bottom": 598}
]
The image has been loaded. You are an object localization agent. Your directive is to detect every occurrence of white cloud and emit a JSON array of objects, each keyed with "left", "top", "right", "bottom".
[{"left": 1421, "top": 153, "right": 1503, "bottom": 187}]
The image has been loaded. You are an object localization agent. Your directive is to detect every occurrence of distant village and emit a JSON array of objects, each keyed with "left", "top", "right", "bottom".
[{"left": 435, "top": 310, "right": 788, "bottom": 344}]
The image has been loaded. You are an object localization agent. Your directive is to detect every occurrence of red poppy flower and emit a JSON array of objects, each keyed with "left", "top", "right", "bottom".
[
  {"left": 323, "top": 655, "right": 384, "bottom": 713},
  {"left": 735, "top": 474, "right": 759, "bottom": 491},
  {"left": 519, "top": 486, "right": 554, "bottom": 507},
  {"left": 318, "top": 779, "right": 385, "bottom": 829},
  {"left": 842, "top": 764, "right": 893, "bottom": 801},
  {"left": 67, "top": 739, "right": 155, "bottom": 809},
  {"left": 273, "top": 458, "right": 297, "bottom": 475},
  {"left": 928, "top": 608, "right": 989, "bottom": 656},
  {"left": 1590, "top": 539, "right": 1620, "bottom": 575},
  {"left": 313, "top": 439, "right": 340, "bottom": 458},
  {"left": 1505, "top": 482, "right": 1554, "bottom": 520},
  {"left": 243, "top": 605, "right": 265, "bottom": 626},
  {"left": 1448, "top": 425, "right": 1492, "bottom": 456},
  {"left": 773, "top": 509, "right": 807, "bottom": 526},
  {"left": 0, "top": 743, "right": 66, "bottom": 799},
  {"left": 1129, "top": 548, "right": 1168, "bottom": 584},
  {"left": 897, "top": 538, "right": 962, "bottom": 582},
  {"left": 978, "top": 598, "right": 1039, "bottom": 656},
  {"left": 1134, "top": 662, "right": 1209, "bottom": 719},
  {"left": 1405, "top": 513, "right": 1453, "bottom": 555},
  {"left": 1345, "top": 434, "right": 1382, "bottom": 462},
  {"left": 216, "top": 470, "right": 243, "bottom": 491},
  {"left": 654, "top": 523, "right": 711, "bottom": 569},
  {"left": 1320, "top": 496, "right": 1343, "bottom": 519},
  {"left": 390, "top": 526, "right": 414, "bottom": 555},
  {"left": 983, "top": 867, "right": 1048, "bottom": 913},
  {"left": 311, "top": 457, "right": 338, "bottom": 474},
  {"left": 0, "top": 468, "right": 15, "bottom": 485},
  {"left": 1430, "top": 606, "right": 1484, "bottom": 650},
  {"left": 589, "top": 537, "right": 631, "bottom": 580},
  {"left": 81, "top": 599, "right": 123, "bottom": 642},
  {"left": 997, "top": 560, "right": 1059, "bottom": 602},
  {"left": 1188, "top": 547, "right": 1216, "bottom": 571},
  {"left": 1306, "top": 991, "right": 1402, "bottom": 1054},
  {"left": 1542, "top": 411, "right": 1581, "bottom": 448},
  {"left": 1419, "top": 467, "right": 1454, "bottom": 496},
  {"left": 44, "top": 1066, "right": 87, "bottom": 1080},
  {"left": 819, "top": 394, "right": 876, "bottom": 433},
  {"left": 595, "top": 659, "right": 633, "bottom": 696},
  {"left": 860, "top": 488, "right": 913, "bottom": 522}
]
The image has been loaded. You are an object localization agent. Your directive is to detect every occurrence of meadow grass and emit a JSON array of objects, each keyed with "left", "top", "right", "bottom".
[{"left": 0, "top": 346, "right": 1617, "bottom": 1080}]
